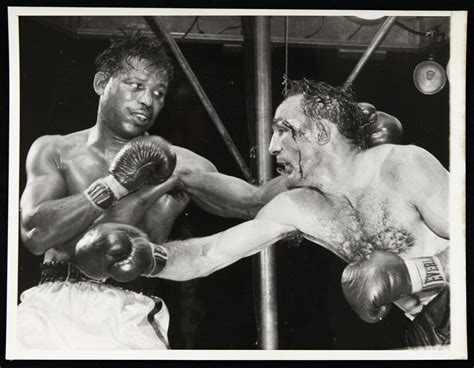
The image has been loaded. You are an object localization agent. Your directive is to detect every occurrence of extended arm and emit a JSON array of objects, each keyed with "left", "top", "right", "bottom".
[
  {"left": 74, "top": 194, "right": 298, "bottom": 282},
  {"left": 156, "top": 216, "right": 295, "bottom": 281},
  {"left": 20, "top": 136, "right": 103, "bottom": 255},
  {"left": 179, "top": 172, "right": 289, "bottom": 219}
]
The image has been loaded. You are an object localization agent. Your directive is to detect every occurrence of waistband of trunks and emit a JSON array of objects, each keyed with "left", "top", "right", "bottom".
[{"left": 39, "top": 261, "right": 158, "bottom": 298}]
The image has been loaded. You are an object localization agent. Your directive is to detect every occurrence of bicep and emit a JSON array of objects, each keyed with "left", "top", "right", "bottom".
[
  {"left": 20, "top": 138, "right": 67, "bottom": 213},
  {"left": 204, "top": 218, "right": 295, "bottom": 263},
  {"left": 173, "top": 146, "right": 217, "bottom": 174},
  {"left": 160, "top": 218, "right": 295, "bottom": 280}
]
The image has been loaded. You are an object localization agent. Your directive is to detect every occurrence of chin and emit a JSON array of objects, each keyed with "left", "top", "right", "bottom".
[
  {"left": 287, "top": 169, "right": 309, "bottom": 188},
  {"left": 122, "top": 125, "right": 148, "bottom": 138},
  {"left": 286, "top": 174, "right": 299, "bottom": 188}
]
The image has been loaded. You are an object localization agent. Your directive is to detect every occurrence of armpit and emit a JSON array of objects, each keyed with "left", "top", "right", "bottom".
[{"left": 280, "top": 230, "right": 305, "bottom": 247}]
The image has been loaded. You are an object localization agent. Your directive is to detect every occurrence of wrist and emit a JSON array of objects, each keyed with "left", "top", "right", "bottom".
[
  {"left": 404, "top": 255, "right": 447, "bottom": 294},
  {"left": 84, "top": 175, "right": 129, "bottom": 209},
  {"left": 146, "top": 244, "right": 168, "bottom": 277}
]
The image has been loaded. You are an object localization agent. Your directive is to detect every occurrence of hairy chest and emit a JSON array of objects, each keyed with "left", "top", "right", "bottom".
[{"left": 299, "top": 189, "right": 419, "bottom": 262}]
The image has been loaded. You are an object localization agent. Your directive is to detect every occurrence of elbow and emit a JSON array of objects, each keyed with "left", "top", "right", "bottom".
[
  {"left": 185, "top": 160, "right": 217, "bottom": 175},
  {"left": 20, "top": 212, "right": 49, "bottom": 255},
  {"left": 21, "top": 227, "right": 47, "bottom": 255},
  {"left": 244, "top": 204, "right": 262, "bottom": 219},
  {"left": 21, "top": 233, "right": 47, "bottom": 255},
  {"left": 242, "top": 195, "right": 266, "bottom": 219}
]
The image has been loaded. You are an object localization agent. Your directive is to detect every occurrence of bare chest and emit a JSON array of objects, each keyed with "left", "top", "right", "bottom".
[
  {"left": 299, "top": 189, "right": 420, "bottom": 262},
  {"left": 60, "top": 148, "right": 187, "bottom": 238}
]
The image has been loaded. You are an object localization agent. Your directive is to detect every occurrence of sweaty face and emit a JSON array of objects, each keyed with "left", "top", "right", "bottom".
[
  {"left": 269, "top": 94, "right": 319, "bottom": 187},
  {"left": 98, "top": 57, "right": 169, "bottom": 139}
]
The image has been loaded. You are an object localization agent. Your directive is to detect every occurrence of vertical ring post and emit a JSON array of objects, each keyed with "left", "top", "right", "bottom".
[{"left": 253, "top": 16, "right": 278, "bottom": 350}]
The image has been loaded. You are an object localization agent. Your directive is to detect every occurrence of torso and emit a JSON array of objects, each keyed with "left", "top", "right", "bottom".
[
  {"left": 44, "top": 130, "right": 199, "bottom": 263},
  {"left": 283, "top": 146, "right": 448, "bottom": 262}
]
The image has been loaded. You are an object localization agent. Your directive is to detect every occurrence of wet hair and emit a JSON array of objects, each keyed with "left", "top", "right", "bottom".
[
  {"left": 95, "top": 30, "right": 174, "bottom": 80},
  {"left": 284, "top": 77, "right": 366, "bottom": 148}
]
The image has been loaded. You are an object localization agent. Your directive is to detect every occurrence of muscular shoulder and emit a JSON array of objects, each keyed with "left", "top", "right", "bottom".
[
  {"left": 28, "top": 135, "right": 62, "bottom": 161},
  {"left": 379, "top": 145, "right": 446, "bottom": 180},
  {"left": 30, "top": 130, "right": 89, "bottom": 151},
  {"left": 171, "top": 145, "right": 217, "bottom": 173},
  {"left": 375, "top": 145, "right": 448, "bottom": 199},
  {"left": 27, "top": 130, "right": 90, "bottom": 166}
]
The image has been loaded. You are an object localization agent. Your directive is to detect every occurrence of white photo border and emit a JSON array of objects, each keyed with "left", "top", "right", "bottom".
[{"left": 6, "top": 6, "right": 467, "bottom": 360}]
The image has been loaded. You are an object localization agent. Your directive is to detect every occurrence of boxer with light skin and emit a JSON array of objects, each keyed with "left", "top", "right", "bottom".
[
  {"left": 18, "top": 31, "right": 216, "bottom": 349},
  {"left": 78, "top": 79, "right": 450, "bottom": 347}
]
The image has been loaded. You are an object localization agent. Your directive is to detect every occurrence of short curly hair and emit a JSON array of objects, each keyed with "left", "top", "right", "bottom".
[
  {"left": 95, "top": 30, "right": 174, "bottom": 80},
  {"left": 285, "top": 78, "right": 366, "bottom": 148}
]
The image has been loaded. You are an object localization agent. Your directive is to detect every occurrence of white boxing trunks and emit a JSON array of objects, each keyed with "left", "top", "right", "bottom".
[{"left": 17, "top": 280, "right": 170, "bottom": 349}]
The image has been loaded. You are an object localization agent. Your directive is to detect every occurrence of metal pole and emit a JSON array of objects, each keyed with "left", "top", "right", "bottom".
[
  {"left": 342, "top": 16, "right": 398, "bottom": 91},
  {"left": 144, "top": 16, "right": 253, "bottom": 181},
  {"left": 253, "top": 16, "right": 278, "bottom": 350}
]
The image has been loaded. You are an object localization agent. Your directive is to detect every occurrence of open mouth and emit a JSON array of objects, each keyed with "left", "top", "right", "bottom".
[
  {"left": 276, "top": 161, "right": 293, "bottom": 175},
  {"left": 130, "top": 110, "right": 150, "bottom": 124}
]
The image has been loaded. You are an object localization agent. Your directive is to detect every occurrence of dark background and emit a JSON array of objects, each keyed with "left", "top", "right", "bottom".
[{"left": 17, "top": 16, "right": 450, "bottom": 350}]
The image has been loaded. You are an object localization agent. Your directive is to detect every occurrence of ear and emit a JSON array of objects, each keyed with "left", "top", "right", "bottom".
[
  {"left": 316, "top": 119, "right": 330, "bottom": 145},
  {"left": 93, "top": 72, "right": 110, "bottom": 96}
]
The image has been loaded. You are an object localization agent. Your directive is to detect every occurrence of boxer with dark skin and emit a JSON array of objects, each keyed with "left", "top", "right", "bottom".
[
  {"left": 78, "top": 79, "right": 450, "bottom": 347},
  {"left": 18, "top": 32, "right": 215, "bottom": 349}
]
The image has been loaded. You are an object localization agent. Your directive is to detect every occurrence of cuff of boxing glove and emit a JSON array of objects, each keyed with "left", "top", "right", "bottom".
[
  {"left": 84, "top": 176, "right": 129, "bottom": 210},
  {"left": 404, "top": 256, "right": 447, "bottom": 294},
  {"left": 147, "top": 245, "right": 168, "bottom": 277}
]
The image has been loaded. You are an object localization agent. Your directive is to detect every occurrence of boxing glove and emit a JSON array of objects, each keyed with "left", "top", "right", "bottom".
[
  {"left": 75, "top": 223, "right": 168, "bottom": 282},
  {"left": 341, "top": 250, "right": 447, "bottom": 323},
  {"left": 358, "top": 102, "right": 403, "bottom": 147},
  {"left": 85, "top": 136, "right": 177, "bottom": 209}
]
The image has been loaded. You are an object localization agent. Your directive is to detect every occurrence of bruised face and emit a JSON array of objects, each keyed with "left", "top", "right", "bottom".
[
  {"left": 96, "top": 57, "right": 169, "bottom": 139},
  {"left": 269, "top": 94, "right": 320, "bottom": 187}
]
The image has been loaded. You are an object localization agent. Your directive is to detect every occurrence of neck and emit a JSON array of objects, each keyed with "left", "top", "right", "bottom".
[
  {"left": 304, "top": 140, "right": 361, "bottom": 195},
  {"left": 87, "top": 123, "right": 132, "bottom": 155}
]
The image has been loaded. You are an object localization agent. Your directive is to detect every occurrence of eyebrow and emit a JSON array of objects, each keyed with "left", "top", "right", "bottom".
[
  {"left": 124, "top": 77, "right": 168, "bottom": 88},
  {"left": 272, "top": 118, "right": 289, "bottom": 126}
]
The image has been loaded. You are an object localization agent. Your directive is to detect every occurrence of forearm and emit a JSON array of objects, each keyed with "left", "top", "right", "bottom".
[
  {"left": 181, "top": 173, "right": 287, "bottom": 220},
  {"left": 154, "top": 219, "right": 296, "bottom": 281},
  {"left": 20, "top": 194, "right": 103, "bottom": 255}
]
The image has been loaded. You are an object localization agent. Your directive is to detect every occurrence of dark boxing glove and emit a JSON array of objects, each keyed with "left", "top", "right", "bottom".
[
  {"left": 75, "top": 223, "right": 168, "bottom": 282},
  {"left": 341, "top": 250, "right": 447, "bottom": 323},
  {"left": 358, "top": 102, "right": 403, "bottom": 147},
  {"left": 84, "top": 136, "right": 177, "bottom": 209}
]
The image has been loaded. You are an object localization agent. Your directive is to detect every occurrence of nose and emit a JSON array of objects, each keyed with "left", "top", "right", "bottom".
[
  {"left": 268, "top": 134, "right": 281, "bottom": 156},
  {"left": 138, "top": 88, "right": 153, "bottom": 108}
]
